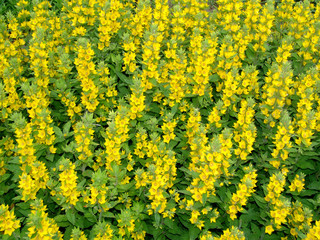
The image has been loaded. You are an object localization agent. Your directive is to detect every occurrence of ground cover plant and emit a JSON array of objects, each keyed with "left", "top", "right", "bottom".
[{"left": 0, "top": 0, "right": 320, "bottom": 239}]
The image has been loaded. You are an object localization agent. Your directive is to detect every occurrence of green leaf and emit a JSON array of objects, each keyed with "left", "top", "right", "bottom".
[
  {"left": 104, "top": 212, "right": 115, "bottom": 218},
  {"left": 46, "top": 154, "right": 54, "bottom": 162},
  {"left": 307, "top": 182, "right": 320, "bottom": 191},
  {"left": 164, "top": 218, "right": 178, "bottom": 231},
  {"left": 202, "top": 193, "right": 207, "bottom": 205},
  {"left": 64, "top": 226, "right": 73, "bottom": 239},
  {"left": 108, "top": 64, "right": 132, "bottom": 85},
  {"left": 165, "top": 232, "right": 184, "bottom": 240},
  {"left": 297, "top": 229, "right": 307, "bottom": 239},
  {"left": 84, "top": 210, "right": 97, "bottom": 223},
  {"left": 168, "top": 140, "right": 178, "bottom": 149},
  {"left": 6, "top": 164, "right": 21, "bottom": 180},
  {"left": 75, "top": 201, "right": 85, "bottom": 212},
  {"left": 118, "top": 86, "right": 130, "bottom": 97},
  {"left": 53, "top": 126, "right": 63, "bottom": 137},
  {"left": 118, "top": 181, "right": 135, "bottom": 192},
  {"left": 150, "top": 103, "right": 161, "bottom": 114},
  {"left": 17, "top": 208, "right": 30, "bottom": 217},
  {"left": 16, "top": 202, "right": 30, "bottom": 210},
  {"left": 54, "top": 214, "right": 70, "bottom": 227},
  {"left": 0, "top": 173, "right": 10, "bottom": 183},
  {"left": 253, "top": 194, "right": 266, "bottom": 208},
  {"left": 54, "top": 214, "right": 68, "bottom": 222},
  {"left": 63, "top": 121, "right": 72, "bottom": 134},
  {"left": 207, "top": 195, "right": 222, "bottom": 203},
  {"left": 299, "top": 190, "right": 318, "bottom": 196},
  {"left": 155, "top": 212, "right": 161, "bottom": 227},
  {"left": 296, "top": 160, "right": 315, "bottom": 170},
  {"left": 66, "top": 209, "right": 76, "bottom": 225},
  {"left": 189, "top": 226, "right": 200, "bottom": 240},
  {"left": 209, "top": 74, "right": 219, "bottom": 83}
]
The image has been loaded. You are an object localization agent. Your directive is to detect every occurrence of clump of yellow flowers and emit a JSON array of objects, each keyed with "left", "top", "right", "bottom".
[
  {"left": 58, "top": 158, "right": 80, "bottom": 206},
  {"left": 0, "top": 204, "right": 20, "bottom": 236},
  {"left": 26, "top": 199, "right": 63, "bottom": 239},
  {"left": 227, "top": 165, "right": 257, "bottom": 220},
  {"left": 0, "top": 0, "right": 320, "bottom": 239}
]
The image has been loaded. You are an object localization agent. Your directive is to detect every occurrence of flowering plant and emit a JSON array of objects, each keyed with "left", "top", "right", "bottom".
[{"left": 0, "top": 0, "right": 320, "bottom": 239}]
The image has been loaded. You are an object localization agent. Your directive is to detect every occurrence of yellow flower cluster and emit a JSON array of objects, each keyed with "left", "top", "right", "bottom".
[
  {"left": 270, "top": 112, "right": 294, "bottom": 168},
  {"left": 270, "top": 202, "right": 290, "bottom": 229},
  {"left": 56, "top": 47, "right": 82, "bottom": 122},
  {"left": 275, "top": 0, "right": 295, "bottom": 30},
  {"left": 216, "top": 37, "right": 241, "bottom": 81},
  {"left": 104, "top": 108, "right": 130, "bottom": 169},
  {"left": 1, "top": 0, "right": 320, "bottom": 238},
  {"left": 131, "top": 230, "right": 147, "bottom": 240},
  {"left": 161, "top": 117, "right": 177, "bottom": 143},
  {"left": 227, "top": 166, "right": 257, "bottom": 220},
  {"left": 216, "top": 0, "right": 243, "bottom": 34},
  {"left": 70, "top": 228, "right": 88, "bottom": 240},
  {"left": 0, "top": 204, "right": 20, "bottom": 236},
  {"left": 260, "top": 62, "right": 293, "bottom": 128},
  {"left": 22, "top": 33, "right": 56, "bottom": 146},
  {"left": 265, "top": 171, "right": 291, "bottom": 233},
  {"left": 244, "top": 0, "right": 274, "bottom": 52},
  {"left": 60, "top": 92, "right": 82, "bottom": 122},
  {"left": 74, "top": 115, "right": 95, "bottom": 163},
  {"left": 186, "top": 108, "right": 202, "bottom": 145},
  {"left": 189, "top": 26, "right": 217, "bottom": 96},
  {"left": 83, "top": 177, "right": 108, "bottom": 208},
  {"left": 275, "top": 40, "right": 293, "bottom": 64},
  {"left": 145, "top": 138, "right": 177, "bottom": 216},
  {"left": 265, "top": 172, "right": 286, "bottom": 205},
  {"left": 233, "top": 99, "right": 256, "bottom": 161},
  {"left": 287, "top": 201, "right": 313, "bottom": 237},
  {"left": 74, "top": 42, "right": 99, "bottom": 113},
  {"left": 0, "top": 148, "right": 5, "bottom": 176},
  {"left": 183, "top": 109, "right": 233, "bottom": 229},
  {"left": 58, "top": 159, "right": 80, "bottom": 206},
  {"left": 207, "top": 104, "right": 223, "bottom": 129},
  {"left": 19, "top": 161, "right": 49, "bottom": 201},
  {"left": 14, "top": 119, "right": 49, "bottom": 201},
  {"left": 129, "top": 79, "right": 146, "bottom": 120},
  {"left": 94, "top": 222, "right": 113, "bottom": 240},
  {"left": 33, "top": 109, "right": 56, "bottom": 147},
  {"left": 97, "top": 62, "right": 118, "bottom": 101},
  {"left": 122, "top": 1, "right": 153, "bottom": 73},
  {"left": 133, "top": 130, "right": 148, "bottom": 159},
  {"left": 306, "top": 220, "right": 320, "bottom": 239},
  {"left": 27, "top": 199, "right": 63, "bottom": 239},
  {"left": 15, "top": 123, "right": 36, "bottom": 165},
  {"left": 294, "top": 69, "right": 318, "bottom": 147},
  {"left": 215, "top": 226, "right": 245, "bottom": 240},
  {"left": 118, "top": 218, "right": 135, "bottom": 237},
  {"left": 217, "top": 68, "right": 239, "bottom": 110},
  {"left": 295, "top": 5, "right": 319, "bottom": 65},
  {"left": 98, "top": 0, "right": 123, "bottom": 50},
  {"left": 1, "top": 46, "right": 24, "bottom": 114},
  {"left": 122, "top": 37, "right": 137, "bottom": 73},
  {"left": 66, "top": 0, "right": 96, "bottom": 36},
  {"left": 165, "top": 42, "right": 189, "bottom": 105},
  {"left": 289, "top": 174, "right": 305, "bottom": 192},
  {"left": 140, "top": 24, "right": 163, "bottom": 90}
]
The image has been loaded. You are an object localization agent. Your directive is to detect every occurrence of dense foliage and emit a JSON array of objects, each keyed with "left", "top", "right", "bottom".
[{"left": 0, "top": 0, "right": 320, "bottom": 239}]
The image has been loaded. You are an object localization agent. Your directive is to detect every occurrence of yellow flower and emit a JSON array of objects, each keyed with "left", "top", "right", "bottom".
[
  {"left": 265, "top": 225, "right": 274, "bottom": 235},
  {"left": 38, "top": 129, "right": 46, "bottom": 139},
  {"left": 49, "top": 145, "right": 56, "bottom": 154},
  {"left": 190, "top": 210, "right": 200, "bottom": 224}
]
